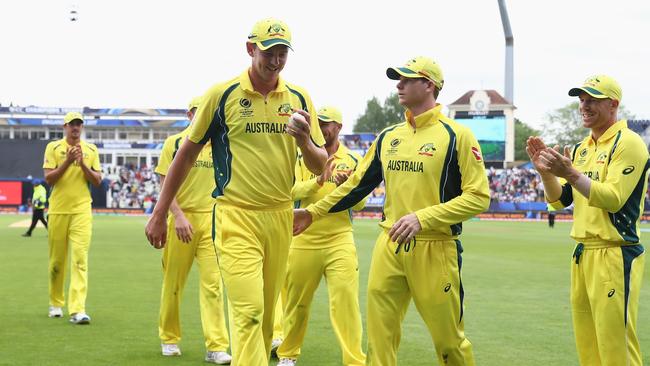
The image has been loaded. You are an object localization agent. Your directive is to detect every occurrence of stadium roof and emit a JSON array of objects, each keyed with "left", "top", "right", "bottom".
[{"left": 449, "top": 90, "right": 513, "bottom": 107}]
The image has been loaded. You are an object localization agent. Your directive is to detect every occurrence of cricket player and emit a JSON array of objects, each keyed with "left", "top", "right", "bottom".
[
  {"left": 155, "top": 97, "right": 231, "bottom": 364},
  {"left": 43, "top": 111, "right": 102, "bottom": 324},
  {"left": 527, "top": 75, "right": 647, "bottom": 365},
  {"left": 22, "top": 179, "right": 48, "bottom": 237},
  {"left": 277, "top": 106, "right": 366, "bottom": 366},
  {"left": 294, "top": 57, "right": 490, "bottom": 365},
  {"left": 145, "top": 18, "right": 327, "bottom": 366}
]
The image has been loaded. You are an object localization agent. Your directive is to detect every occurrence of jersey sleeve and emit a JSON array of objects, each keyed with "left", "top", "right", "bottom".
[
  {"left": 547, "top": 143, "right": 582, "bottom": 209},
  {"left": 414, "top": 128, "right": 490, "bottom": 230},
  {"left": 155, "top": 136, "right": 176, "bottom": 176},
  {"left": 589, "top": 134, "right": 650, "bottom": 212},
  {"left": 349, "top": 152, "right": 367, "bottom": 211},
  {"left": 90, "top": 144, "right": 101, "bottom": 171},
  {"left": 43, "top": 142, "right": 57, "bottom": 169},
  {"left": 291, "top": 157, "right": 321, "bottom": 200},
  {"left": 547, "top": 177, "right": 573, "bottom": 209},
  {"left": 306, "top": 138, "right": 383, "bottom": 220},
  {"left": 188, "top": 84, "right": 225, "bottom": 145},
  {"left": 304, "top": 92, "right": 325, "bottom": 148}
]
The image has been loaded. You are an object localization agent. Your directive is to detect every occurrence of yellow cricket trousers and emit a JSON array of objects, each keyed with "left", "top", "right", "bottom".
[
  {"left": 213, "top": 204, "right": 292, "bottom": 366},
  {"left": 273, "top": 295, "right": 284, "bottom": 341},
  {"left": 571, "top": 243, "right": 645, "bottom": 366},
  {"left": 159, "top": 212, "right": 230, "bottom": 351},
  {"left": 48, "top": 212, "right": 92, "bottom": 315},
  {"left": 278, "top": 243, "right": 365, "bottom": 365},
  {"left": 366, "top": 230, "right": 474, "bottom": 366}
]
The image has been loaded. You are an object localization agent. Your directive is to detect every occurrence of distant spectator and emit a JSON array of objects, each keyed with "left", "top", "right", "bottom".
[{"left": 103, "top": 165, "right": 160, "bottom": 209}]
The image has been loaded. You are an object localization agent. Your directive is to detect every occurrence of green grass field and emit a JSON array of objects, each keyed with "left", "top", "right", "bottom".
[{"left": 1, "top": 215, "right": 649, "bottom": 365}]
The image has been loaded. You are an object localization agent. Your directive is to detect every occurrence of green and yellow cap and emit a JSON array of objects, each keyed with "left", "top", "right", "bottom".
[
  {"left": 247, "top": 18, "right": 292, "bottom": 51},
  {"left": 568, "top": 74, "right": 622, "bottom": 101},
  {"left": 63, "top": 111, "right": 84, "bottom": 124},
  {"left": 317, "top": 106, "right": 343, "bottom": 125},
  {"left": 386, "top": 56, "right": 444, "bottom": 90},
  {"left": 188, "top": 96, "right": 203, "bottom": 111}
]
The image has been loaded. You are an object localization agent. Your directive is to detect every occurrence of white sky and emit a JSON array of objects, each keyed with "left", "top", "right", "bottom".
[{"left": 1, "top": 0, "right": 648, "bottom": 133}]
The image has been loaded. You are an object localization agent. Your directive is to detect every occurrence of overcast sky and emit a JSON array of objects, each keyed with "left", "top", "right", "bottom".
[{"left": 1, "top": 0, "right": 648, "bottom": 133}]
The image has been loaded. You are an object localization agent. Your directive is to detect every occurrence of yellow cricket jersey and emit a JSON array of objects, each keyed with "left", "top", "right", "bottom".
[
  {"left": 292, "top": 143, "right": 365, "bottom": 249},
  {"left": 549, "top": 120, "right": 650, "bottom": 244},
  {"left": 43, "top": 139, "right": 101, "bottom": 214},
  {"left": 188, "top": 69, "right": 325, "bottom": 210},
  {"left": 307, "top": 105, "right": 490, "bottom": 240},
  {"left": 155, "top": 129, "right": 215, "bottom": 213},
  {"left": 32, "top": 185, "right": 47, "bottom": 209}
]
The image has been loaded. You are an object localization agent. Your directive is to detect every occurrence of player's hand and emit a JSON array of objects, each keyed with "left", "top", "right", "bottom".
[
  {"left": 526, "top": 136, "right": 552, "bottom": 174},
  {"left": 538, "top": 145, "right": 574, "bottom": 179},
  {"left": 333, "top": 172, "right": 350, "bottom": 186},
  {"left": 285, "top": 109, "right": 311, "bottom": 148},
  {"left": 66, "top": 146, "right": 81, "bottom": 165},
  {"left": 145, "top": 212, "right": 168, "bottom": 249},
  {"left": 293, "top": 208, "right": 313, "bottom": 236},
  {"left": 173, "top": 213, "right": 194, "bottom": 243},
  {"left": 316, "top": 156, "right": 336, "bottom": 186},
  {"left": 389, "top": 213, "right": 422, "bottom": 245}
]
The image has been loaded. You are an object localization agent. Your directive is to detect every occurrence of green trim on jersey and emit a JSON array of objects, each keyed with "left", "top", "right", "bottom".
[
  {"left": 608, "top": 159, "right": 650, "bottom": 242},
  {"left": 328, "top": 124, "right": 400, "bottom": 213},
  {"left": 210, "top": 83, "right": 240, "bottom": 198},
  {"left": 440, "top": 122, "right": 463, "bottom": 236}
]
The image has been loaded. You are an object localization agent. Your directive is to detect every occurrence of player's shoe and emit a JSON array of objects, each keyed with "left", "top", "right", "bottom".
[
  {"left": 161, "top": 344, "right": 181, "bottom": 356},
  {"left": 48, "top": 306, "right": 63, "bottom": 318},
  {"left": 271, "top": 338, "right": 283, "bottom": 358},
  {"left": 278, "top": 358, "right": 297, "bottom": 366},
  {"left": 22, "top": 232, "right": 31, "bottom": 237},
  {"left": 69, "top": 312, "right": 91, "bottom": 324},
  {"left": 205, "top": 351, "right": 232, "bottom": 364}
]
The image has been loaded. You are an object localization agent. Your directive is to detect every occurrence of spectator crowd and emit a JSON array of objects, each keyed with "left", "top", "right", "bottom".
[
  {"left": 487, "top": 167, "right": 546, "bottom": 203},
  {"left": 101, "top": 165, "right": 551, "bottom": 210},
  {"left": 103, "top": 165, "right": 160, "bottom": 212}
]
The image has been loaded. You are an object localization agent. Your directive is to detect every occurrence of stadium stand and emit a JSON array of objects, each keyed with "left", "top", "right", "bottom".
[{"left": 2, "top": 105, "right": 649, "bottom": 216}]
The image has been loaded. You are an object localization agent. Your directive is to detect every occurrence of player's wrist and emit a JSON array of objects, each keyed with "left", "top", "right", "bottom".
[{"left": 565, "top": 168, "right": 582, "bottom": 185}]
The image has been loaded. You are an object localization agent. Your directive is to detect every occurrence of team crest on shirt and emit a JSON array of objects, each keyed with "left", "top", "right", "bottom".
[
  {"left": 596, "top": 152, "right": 607, "bottom": 164},
  {"left": 335, "top": 162, "right": 353, "bottom": 175},
  {"left": 417, "top": 143, "right": 436, "bottom": 157},
  {"left": 239, "top": 98, "right": 254, "bottom": 118},
  {"left": 277, "top": 103, "right": 292, "bottom": 117}
]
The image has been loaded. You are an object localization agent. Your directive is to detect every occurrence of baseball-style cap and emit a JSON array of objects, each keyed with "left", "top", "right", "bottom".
[
  {"left": 317, "top": 106, "right": 343, "bottom": 125},
  {"left": 63, "top": 111, "right": 84, "bottom": 124},
  {"left": 247, "top": 18, "right": 292, "bottom": 51},
  {"left": 386, "top": 56, "right": 444, "bottom": 90},
  {"left": 568, "top": 75, "right": 622, "bottom": 101},
  {"left": 188, "top": 96, "right": 203, "bottom": 111}
]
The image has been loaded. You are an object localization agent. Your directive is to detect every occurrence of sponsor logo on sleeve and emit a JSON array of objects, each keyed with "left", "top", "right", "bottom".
[
  {"left": 471, "top": 146, "right": 482, "bottom": 161},
  {"left": 622, "top": 166, "right": 635, "bottom": 175}
]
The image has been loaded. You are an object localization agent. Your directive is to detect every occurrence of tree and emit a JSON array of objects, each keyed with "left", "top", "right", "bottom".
[
  {"left": 353, "top": 93, "right": 403, "bottom": 133},
  {"left": 544, "top": 102, "right": 635, "bottom": 147},
  {"left": 514, "top": 118, "right": 540, "bottom": 161}
]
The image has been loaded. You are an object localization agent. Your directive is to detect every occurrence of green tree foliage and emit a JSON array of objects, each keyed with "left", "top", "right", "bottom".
[
  {"left": 514, "top": 118, "right": 540, "bottom": 161},
  {"left": 544, "top": 102, "right": 635, "bottom": 147},
  {"left": 353, "top": 93, "right": 403, "bottom": 133}
]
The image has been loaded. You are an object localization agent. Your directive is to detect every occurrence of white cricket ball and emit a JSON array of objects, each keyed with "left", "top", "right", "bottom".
[{"left": 289, "top": 112, "right": 306, "bottom": 127}]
